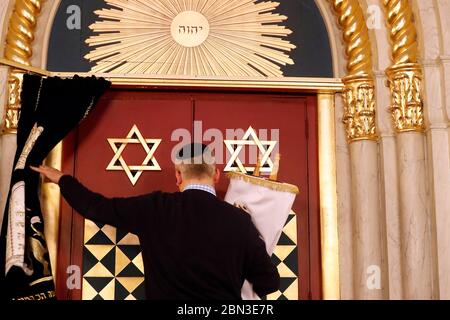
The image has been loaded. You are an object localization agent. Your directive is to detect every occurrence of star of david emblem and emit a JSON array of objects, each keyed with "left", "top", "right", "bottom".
[
  {"left": 224, "top": 126, "right": 277, "bottom": 174},
  {"left": 106, "top": 125, "right": 161, "bottom": 185}
]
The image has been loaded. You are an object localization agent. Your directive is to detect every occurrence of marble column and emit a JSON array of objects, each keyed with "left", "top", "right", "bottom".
[
  {"left": 341, "top": 75, "right": 387, "bottom": 299},
  {"left": 396, "top": 132, "right": 434, "bottom": 299},
  {"left": 350, "top": 141, "right": 386, "bottom": 299},
  {"left": 383, "top": 0, "right": 437, "bottom": 299}
]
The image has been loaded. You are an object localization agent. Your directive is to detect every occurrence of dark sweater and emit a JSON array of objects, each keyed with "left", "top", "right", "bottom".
[{"left": 59, "top": 175, "right": 280, "bottom": 300}]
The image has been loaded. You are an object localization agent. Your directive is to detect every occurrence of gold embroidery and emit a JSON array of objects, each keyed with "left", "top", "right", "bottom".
[
  {"left": 27, "top": 216, "right": 51, "bottom": 277},
  {"left": 227, "top": 171, "right": 299, "bottom": 194},
  {"left": 15, "top": 123, "right": 44, "bottom": 170}
]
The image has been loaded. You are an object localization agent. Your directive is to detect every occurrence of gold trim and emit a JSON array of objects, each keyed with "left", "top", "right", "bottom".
[
  {"left": 318, "top": 93, "right": 340, "bottom": 300},
  {"left": 0, "top": 57, "right": 50, "bottom": 76},
  {"left": 53, "top": 73, "right": 344, "bottom": 92},
  {"left": 0, "top": 58, "right": 344, "bottom": 92},
  {"left": 382, "top": 0, "right": 425, "bottom": 133},
  {"left": 227, "top": 171, "right": 299, "bottom": 194},
  {"left": 329, "top": 0, "right": 378, "bottom": 143},
  {"left": 29, "top": 276, "right": 54, "bottom": 287}
]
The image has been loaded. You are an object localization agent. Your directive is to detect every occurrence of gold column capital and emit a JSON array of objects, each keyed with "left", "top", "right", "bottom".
[
  {"left": 386, "top": 63, "right": 425, "bottom": 133},
  {"left": 342, "top": 74, "right": 378, "bottom": 143},
  {"left": 2, "top": 0, "right": 44, "bottom": 134}
]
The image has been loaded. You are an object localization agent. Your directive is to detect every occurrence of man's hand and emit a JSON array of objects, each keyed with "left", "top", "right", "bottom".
[{"left": 30, "top": 165, "right": 64, "bottom": 184}]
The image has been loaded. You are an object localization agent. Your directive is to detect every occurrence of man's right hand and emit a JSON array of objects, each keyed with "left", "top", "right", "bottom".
[{"left": 30, "top": 165, "right": 64, "bottom": 184}]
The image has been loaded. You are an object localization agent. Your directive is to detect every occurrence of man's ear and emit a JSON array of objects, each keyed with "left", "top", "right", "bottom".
[
  {"left": 175, "top": 170, "right": 183, "bottom": 187},
  {"left": 213, "top": 168, "right": 220, "bottom": 184}
]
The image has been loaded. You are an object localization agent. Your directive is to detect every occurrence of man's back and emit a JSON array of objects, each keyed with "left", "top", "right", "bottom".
[{"left": 59, "top": 176, "right": 280, "bottom": 299}]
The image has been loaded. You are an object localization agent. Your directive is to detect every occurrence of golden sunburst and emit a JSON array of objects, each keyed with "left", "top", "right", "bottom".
[{"left": 85, "top": 0, "right": 296, "bottom": 77}]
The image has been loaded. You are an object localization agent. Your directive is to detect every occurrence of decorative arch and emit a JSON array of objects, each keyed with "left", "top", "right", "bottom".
[
  {"left": 1, "top": 0, "right": 380, "bottom": 301},
  {"left": 6, "top": 0, "right": 438, "bottom": 301}
]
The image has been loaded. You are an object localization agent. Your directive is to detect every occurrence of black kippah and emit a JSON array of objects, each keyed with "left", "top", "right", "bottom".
[{"left": 176, "top": 143, "right": 209, "bottom": 161}]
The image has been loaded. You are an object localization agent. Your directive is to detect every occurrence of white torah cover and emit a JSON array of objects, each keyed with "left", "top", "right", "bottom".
[{"left": 224, "top": 171, "right": 299, "bottom": 300}]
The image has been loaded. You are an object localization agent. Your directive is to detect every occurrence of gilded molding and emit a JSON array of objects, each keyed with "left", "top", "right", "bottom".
[
  {"left": 382, "top": 0, "right": 418, "bottom": 65},
  {"left": 2, "top": 0, "right": 44, "bottom": 134},
  {"left": 329, "top": 0, "right": 377, "bottom": 142},
  {"left": 5, "top": 0, "right": 43, "bottom": 66},
  {"left": 329, "top": 0, "right": 373, "bottom": 77},
  {"left": 382, "top": 0, "right": 425, "bottom": 133}
]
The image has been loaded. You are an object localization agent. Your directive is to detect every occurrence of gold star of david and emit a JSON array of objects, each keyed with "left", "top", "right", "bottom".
[
  {"left": 106, "top": 125, "right": 161, "bottom": 185},
  {"left": 224, "top": 126, "right": 277, "bottom": 174}
]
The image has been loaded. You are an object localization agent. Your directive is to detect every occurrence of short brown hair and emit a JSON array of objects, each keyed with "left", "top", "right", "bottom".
[
  {"left": 175, "top": 163, "right": 216, "bottom": 179},
  {"left": 175, "top": 143, "right": 216, "bottom": 179}
]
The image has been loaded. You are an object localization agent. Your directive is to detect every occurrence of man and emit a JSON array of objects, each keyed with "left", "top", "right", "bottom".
[{"left": 31, "top": 143, "right": 280, "bottom": 300}]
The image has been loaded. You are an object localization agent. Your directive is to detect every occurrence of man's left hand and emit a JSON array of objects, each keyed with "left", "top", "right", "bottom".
[{"left": 30, "top": 165, "right": 64, "bottom": 184}]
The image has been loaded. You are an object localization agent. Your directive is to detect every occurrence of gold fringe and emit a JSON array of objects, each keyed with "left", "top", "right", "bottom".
[{"left": 227, "top": 171, "right": 299, "bottom": 194}]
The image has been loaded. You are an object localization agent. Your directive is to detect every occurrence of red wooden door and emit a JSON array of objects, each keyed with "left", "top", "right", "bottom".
[{"left": 57, "top": 89, "right": 320, "bottom": 300}]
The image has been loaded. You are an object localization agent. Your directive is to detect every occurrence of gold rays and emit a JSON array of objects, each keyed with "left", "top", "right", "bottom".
[{"left": 85, "top": 0, "right": 296, "bottom": 77}]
